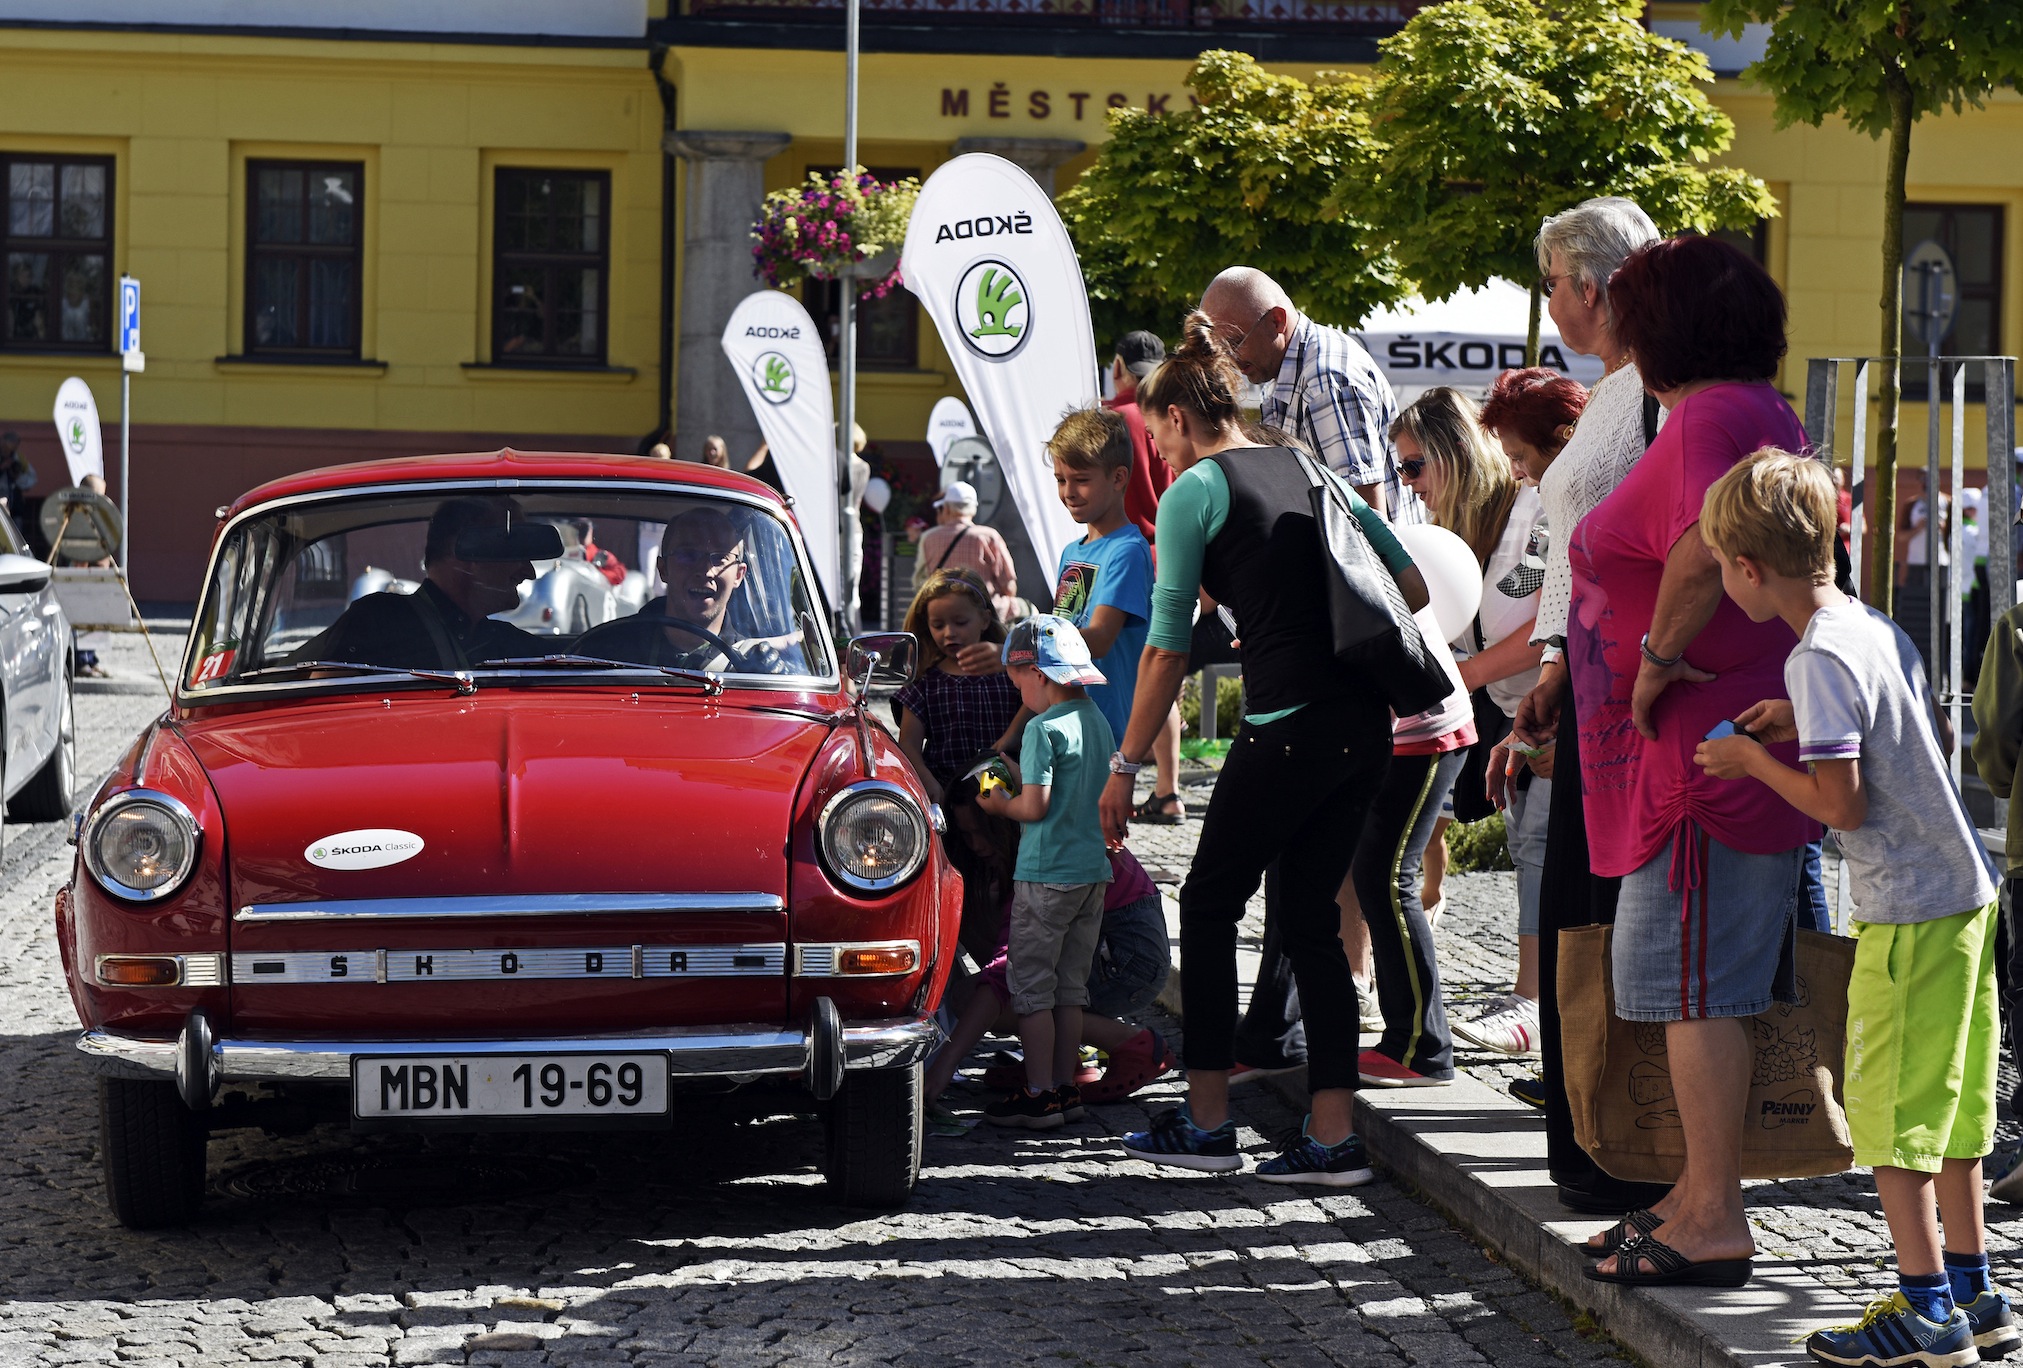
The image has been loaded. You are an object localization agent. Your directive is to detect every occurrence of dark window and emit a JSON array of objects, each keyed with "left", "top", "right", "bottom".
[
  {"left": 1710, "top": 219, "right": 1769, "bottom": 266},
  {"left": 246, "top": 160, "right": 363, "bottom": 357},
  {"left": 1, "top": 154, "right": 113, "bottom": 352},
  {"left": 804, "top": 165, "right": 919, "bottom": 371},
  {"left": 1902, "top": 203, "right": 2003, "bottom": 398},
  {"left": 493, "top": 168, "right": 609, "bottom": 365}
]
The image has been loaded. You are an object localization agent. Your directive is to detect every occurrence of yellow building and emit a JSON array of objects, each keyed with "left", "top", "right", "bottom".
[{"left": 0, "top": 1, "right": 2013, "bottom": 597}]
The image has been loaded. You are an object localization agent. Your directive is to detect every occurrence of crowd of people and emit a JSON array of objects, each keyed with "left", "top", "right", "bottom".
[{"left": 879, "top": 194, "right": 2016, "bottom": 1367}]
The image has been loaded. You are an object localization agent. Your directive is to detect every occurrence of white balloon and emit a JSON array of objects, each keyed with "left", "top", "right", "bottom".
[
  {"left": 1392, "top": 523, "right": 1482, "bottom": 646},
  {"left": 863, "top": 476, "right": 892, "bottom": 515}
]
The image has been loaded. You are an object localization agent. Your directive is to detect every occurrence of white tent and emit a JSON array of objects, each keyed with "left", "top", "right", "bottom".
[{"left": 1354, "top": 278, "right": 1606, "bottom": 407}]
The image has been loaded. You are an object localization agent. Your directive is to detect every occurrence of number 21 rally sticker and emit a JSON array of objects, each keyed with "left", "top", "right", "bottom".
[{"left": 305, "top": 829, "right": 425, "bottom": 871}]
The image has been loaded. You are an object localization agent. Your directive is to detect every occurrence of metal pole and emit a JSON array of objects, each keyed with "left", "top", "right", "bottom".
[
  {"left": 1949, "top": 358, "right": 1966, "bottom": 787},
  {"left": 119, "top": 368, "right": 130, "bottom": 577},
  {"left": 836, "top": 0, "right": 860, "bottom": 632},
  {"left": 1924, "top": 266, "right": 1942, "bottom": 690}
]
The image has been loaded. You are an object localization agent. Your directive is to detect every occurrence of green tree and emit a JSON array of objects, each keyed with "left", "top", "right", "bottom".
[
  {"left": 1355, "top": 0, "right": 1775, "bottom": 365},
  {"left": 1703, "top": 0, "right": 2023, "bottom": 614},
  {"left": 1058, "top": 51, "right": 1410, "bottom": 344}
]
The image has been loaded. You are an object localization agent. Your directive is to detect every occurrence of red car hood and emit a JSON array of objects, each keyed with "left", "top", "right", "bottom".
[{"left": 178, "top": 693, "right": 834, "bottom": 909}]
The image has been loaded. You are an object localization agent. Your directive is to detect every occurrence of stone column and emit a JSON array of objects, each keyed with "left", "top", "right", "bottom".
[
  {"left": 668, "top": 130, "right": 791, "bottom": 466},
  {"left": 949, "top": 137, "right": 1088, "bottom": 197}
]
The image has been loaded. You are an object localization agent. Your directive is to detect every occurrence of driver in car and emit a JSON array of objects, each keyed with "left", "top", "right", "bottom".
[
  {"left": 294, "top": 496, "right": 550, "bottom": 670},
  {"left": 578, "top": 506, "right": 794, "bottom": 672}
]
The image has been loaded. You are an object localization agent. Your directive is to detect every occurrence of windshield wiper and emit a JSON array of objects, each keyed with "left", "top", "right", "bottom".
[
  {"left": 242, "top": 661, "right": 477, "bottom": 695},
  {"left": 476, "top": 654, "right": 723, "bottom": 695}
]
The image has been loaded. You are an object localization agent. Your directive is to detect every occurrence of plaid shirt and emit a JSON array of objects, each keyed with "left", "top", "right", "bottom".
[
  {"left": 1261, "top": 313, "right": 1421, "bottom": 525},
  {"left": 892, "top": 668, "right": 1022, "bottom": 788}
]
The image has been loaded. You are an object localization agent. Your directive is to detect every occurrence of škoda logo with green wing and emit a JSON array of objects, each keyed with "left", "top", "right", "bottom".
[
  {"left": 753, "top": 351, "right": 796, "bottom": 404},
  {"left": 954, "top": 259, "right": 1031, "bottom": 360}
]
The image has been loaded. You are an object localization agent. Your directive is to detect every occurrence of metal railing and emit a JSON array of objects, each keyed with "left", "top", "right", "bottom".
[
  {"left": 683, "top": 0, "right": 1423, "bottom": 27},
  {"left": 1803, "top": 355, "right": 2018, "bottom": 787}
]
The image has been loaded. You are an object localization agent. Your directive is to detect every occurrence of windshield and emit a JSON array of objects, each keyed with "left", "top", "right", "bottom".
[{"left": 184, "top": 483, "right": 833, "bottom": 694}]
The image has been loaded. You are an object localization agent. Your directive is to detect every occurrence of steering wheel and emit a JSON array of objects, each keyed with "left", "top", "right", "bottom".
[{"left": 575, "top": 613, "right": 749, "bottom": 672}]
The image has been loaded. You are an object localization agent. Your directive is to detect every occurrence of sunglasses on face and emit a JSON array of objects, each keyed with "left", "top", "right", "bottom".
[
  {"left": 1539, "top": 272, "right": 1577, "bottom": 299},
  {"left": 1398, "top": 458, "right": 1427, "bottom": 479}
]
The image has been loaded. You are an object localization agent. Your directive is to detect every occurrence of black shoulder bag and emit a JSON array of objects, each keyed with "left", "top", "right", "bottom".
[{"left": 1291, "top": 449, "right": 1454, "bottom": 718}]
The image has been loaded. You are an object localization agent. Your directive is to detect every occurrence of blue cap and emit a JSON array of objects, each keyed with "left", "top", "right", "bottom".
[{"left": 1001, "top": 613, "right": 1106, "bottom": 687}]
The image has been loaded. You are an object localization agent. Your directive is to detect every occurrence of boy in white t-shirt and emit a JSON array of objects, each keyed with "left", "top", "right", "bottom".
[{"left": 1693, "top": 448, "right": 2011, "bottom": 1368}]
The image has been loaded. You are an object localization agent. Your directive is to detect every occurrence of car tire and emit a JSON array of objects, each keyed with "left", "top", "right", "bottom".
[
  {"left": 569, "top": 595, "right": 590, "bottom": 635},
  {"left": 11, "top": 674, "right": 74, "bottom": 821},
  {"left": 100, "top": 1076, "right": 208, "bottom": 1229},
  {"left": 823, "top": 1062, "right": 922, "bottom": 1208}
]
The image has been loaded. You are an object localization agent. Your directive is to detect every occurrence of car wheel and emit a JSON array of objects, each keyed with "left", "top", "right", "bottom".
[
  {"left": 823, "top": 1062, "right": 922, "bottom": 1208},
  {"left": 11, "top": 674, "right": 74, "bottom": 821},
  {"left": 569, "top": 595, "right": 590, "bottom": 635},
  {"left": 99, "top": 1077, "right": 208, "bottom": 1229}
]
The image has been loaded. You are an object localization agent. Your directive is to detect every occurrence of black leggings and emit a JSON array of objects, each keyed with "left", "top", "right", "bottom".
[
  {"left": 1352, "top": 749, "right": 1465, "bottom": 1079},
  {"left": 1536, "top": 686, "right": 1622, "bottom": 1182},
  {"left": 1180, "top": 699, "right": 1392, "bottom": 1094}
]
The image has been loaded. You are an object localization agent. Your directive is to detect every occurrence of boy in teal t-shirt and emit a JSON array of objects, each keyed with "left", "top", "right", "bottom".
[{"left": 974, "top": 613, "right": 1115, "bottom": 1130}]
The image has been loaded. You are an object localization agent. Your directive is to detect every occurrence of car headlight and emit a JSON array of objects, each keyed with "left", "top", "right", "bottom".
[
  {"left": 84, "top": 790, "right": 201, "bottom": 902},
  {"left": 818, "top": 781, "right": 928, "bottom": 893}
]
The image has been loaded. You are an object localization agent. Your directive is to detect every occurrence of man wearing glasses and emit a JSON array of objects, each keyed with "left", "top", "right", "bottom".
[{"left": 1199, "top": 266, "right": 1419, "bottom": 524}]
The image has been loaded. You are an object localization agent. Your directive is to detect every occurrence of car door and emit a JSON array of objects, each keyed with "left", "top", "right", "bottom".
[{"left": 0, "top": 512, "right": 56, "bottom": 784}]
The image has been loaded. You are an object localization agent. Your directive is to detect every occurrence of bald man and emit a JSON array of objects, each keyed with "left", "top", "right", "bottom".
[{"left": 1199, "top": 267, "right": 1417, "bottom": 523}]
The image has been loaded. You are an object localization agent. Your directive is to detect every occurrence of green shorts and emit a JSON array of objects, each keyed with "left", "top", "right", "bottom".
[{"left": 1846, "top": 901, "right": 2000, "bottom": 1173}]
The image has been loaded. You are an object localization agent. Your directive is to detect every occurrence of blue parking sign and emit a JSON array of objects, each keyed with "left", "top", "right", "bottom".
[{"left": 118, "top": 275, "right": 140, "bottom": 356}]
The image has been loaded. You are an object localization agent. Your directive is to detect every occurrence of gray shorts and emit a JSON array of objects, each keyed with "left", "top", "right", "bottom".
[
  {"left": 1612, "top": 830, "right": 1802, "bottom": 1022},
  {"left": 1007, "top": 880, "right": 1106, "bottom": 1015}
]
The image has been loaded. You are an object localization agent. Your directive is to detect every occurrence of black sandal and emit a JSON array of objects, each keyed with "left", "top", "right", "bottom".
[
  {"left": 1583, "top": 1232, "right": 1753, "bottom": 1287},
  {"left": 1133, "top": 792, "right": 1185, "bottom": 825},
  {"left": 1582, "top": 1207, "right": 1662, "bottom": 1258}
]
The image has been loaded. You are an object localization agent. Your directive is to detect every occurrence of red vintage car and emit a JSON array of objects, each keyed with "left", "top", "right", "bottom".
[{"left": 58, "top": 450, "right": 959, "bottom": 1227}]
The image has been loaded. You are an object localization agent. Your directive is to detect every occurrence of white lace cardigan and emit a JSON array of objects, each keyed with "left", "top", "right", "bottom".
[{"left": 1531, "top": 364, "right": 1659, "bottom": 648}]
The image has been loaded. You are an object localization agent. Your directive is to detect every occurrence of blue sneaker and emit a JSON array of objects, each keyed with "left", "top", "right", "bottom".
[
  {"left": 1255, "top": 1119, "right": 1375, "bottom": 1188},
  {"left": 1804, "top": 1293, "right": 1979, "bottom": 1368},
  {"left": 1121, "top": 1105, "right": 1240, "bottom": 1173},
  {"left": 1962, "top": 1289, "right": 2020, "bottom": 1359}
]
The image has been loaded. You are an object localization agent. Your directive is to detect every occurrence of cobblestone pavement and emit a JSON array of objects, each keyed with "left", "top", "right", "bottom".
[
  {"left": 0, "top": 646, "right": 1626, "bottom": 1368},
  {"left": 1142, "top": 769, "right": 2023, "bottom": 1309}
]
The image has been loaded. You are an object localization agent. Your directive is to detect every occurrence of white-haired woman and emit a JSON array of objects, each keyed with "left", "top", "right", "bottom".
[{"left": 1507, "top": 196, "right": 1672, "bottom": 1218}]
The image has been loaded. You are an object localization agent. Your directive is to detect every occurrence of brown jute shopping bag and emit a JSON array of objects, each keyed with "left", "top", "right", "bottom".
[{"left": 1559, "top": 924, "right": 1856, "bottom": 1183}]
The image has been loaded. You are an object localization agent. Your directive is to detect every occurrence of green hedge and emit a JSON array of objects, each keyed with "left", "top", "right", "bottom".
[
  {"left": 1445, "top": 811, "right": 1511, "bottom": 872},
  {"left": 1178, "top": 673, "right": 1243, "bottom": 738}
]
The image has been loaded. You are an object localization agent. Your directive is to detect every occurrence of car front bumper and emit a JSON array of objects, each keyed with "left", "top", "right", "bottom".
[{"left": 77, "top": 1014, "right": 939, "bottom": 1094}]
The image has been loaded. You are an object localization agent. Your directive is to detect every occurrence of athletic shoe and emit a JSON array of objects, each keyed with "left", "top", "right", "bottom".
[
  {"left": 1453, "top": 995, "right": 1541, "bottom": 1055},
  {"left": 1121, "top": 1104, "right": 1240, "bottom": 1173},
  {"left": 1354, "top": 977, "right": 1385, "bottom": 1033},
  {"left": 1056, "top": 1083, "right": 1086, "bottom": 1123},
  {"left": 1228, "top": 1061, "right": 1303, "bottom": 1087},
  {"left": 1962, "top": 1288, "right": 2020, "bottom": 1359},
  {"left": 983, "top": 1088, "right": 1067, "bottom": 1131},
  {"left": 980, "top": 1058, "right": 1101, "bottom": 1091},
  {"left": 1509, "top": 1075, "right": 1547, "bottom": 1109},
  {"left": 1358, "top": 1049, "right": 1453, "bottom": 1088},
  {"left": 1255, "top": 1120, "right": 1376, "bottom": 1188},
  {"left": 1989, "top": 1147, "right": 2023, "bottom": 1205},
  {"left": 1081, "top": 1028, "right": 1173, "bottom": 1104},
  {"left": 1804, "top": 1293, "right": 1979, "bottom": 1368}
]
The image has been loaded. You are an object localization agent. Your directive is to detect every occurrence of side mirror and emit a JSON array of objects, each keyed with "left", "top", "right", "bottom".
[
  {"left": 0, "top": 553, "right": 52, "bottom": 596},
  {"left": 844, "top": 632, "right": 919, "bottom": 693}
]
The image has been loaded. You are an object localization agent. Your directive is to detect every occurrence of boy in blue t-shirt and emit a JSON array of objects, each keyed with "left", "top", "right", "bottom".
[
  {"left": 974, "top": 613, "right": 1115, "bottom": 1130},
  {"left": 1047, "top": 408, "right": 1166, "bottom": 800}
]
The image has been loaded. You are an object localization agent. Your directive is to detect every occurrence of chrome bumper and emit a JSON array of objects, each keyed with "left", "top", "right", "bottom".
[{"left": 77, "top": 1016, "right": 938, "bottom": 1087}]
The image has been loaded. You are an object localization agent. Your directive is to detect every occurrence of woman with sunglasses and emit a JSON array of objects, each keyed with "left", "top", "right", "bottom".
[
  {"left": 1341, "top": 387, "right": 1541, "bottom": 1088},
  {"left": 1507, "top": 195, "right": 1673, "bottom": 1219}
]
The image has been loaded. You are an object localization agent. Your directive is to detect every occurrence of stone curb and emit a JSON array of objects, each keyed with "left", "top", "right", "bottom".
[{"left": 1264, "top": 1069, "right": 1857, "bottom": 1368}]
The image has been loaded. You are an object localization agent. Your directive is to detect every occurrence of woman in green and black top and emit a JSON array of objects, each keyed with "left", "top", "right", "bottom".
[{"left": 1100, "top": 314, "right": 1429, "bottom": 1182}]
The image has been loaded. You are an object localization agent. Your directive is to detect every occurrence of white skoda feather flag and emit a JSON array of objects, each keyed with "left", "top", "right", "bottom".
[
  {"left": 721, "top": 290, "right": 841, "bottom": 608},
  {"left": 903, "top": 155, "right": 1091, "bottom": 580}
]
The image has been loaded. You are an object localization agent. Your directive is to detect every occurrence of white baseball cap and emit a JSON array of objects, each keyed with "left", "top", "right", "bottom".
[{"left": 934, "top": 481, "right": 979, "bottom": 510}]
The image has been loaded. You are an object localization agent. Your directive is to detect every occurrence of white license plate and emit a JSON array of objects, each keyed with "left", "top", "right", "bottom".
[{"left": 352, "top": 1053, "right": 669, "bottom": 1119}]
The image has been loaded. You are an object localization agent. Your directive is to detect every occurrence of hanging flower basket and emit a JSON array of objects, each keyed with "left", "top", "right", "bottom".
[{"left": 751, "top": 168, "right": 919, "bottom": 300}]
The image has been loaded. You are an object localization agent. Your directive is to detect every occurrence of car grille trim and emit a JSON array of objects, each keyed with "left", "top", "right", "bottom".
[
  {"left": 234, "top": 892, "right": 786, "bottom": 922},
  {"left": 227, "top": 943, "right": 788, "bottom": 984}
]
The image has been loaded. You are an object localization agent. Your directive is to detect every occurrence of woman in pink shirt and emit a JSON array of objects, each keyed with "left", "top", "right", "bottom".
[{"left": 1575, "top": 236, "right": 1818, "bottom": 1290}]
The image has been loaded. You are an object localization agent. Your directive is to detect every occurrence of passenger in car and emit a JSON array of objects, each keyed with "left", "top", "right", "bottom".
[{"left": 292, "top": 496, "right": 553, "bottom": 670}]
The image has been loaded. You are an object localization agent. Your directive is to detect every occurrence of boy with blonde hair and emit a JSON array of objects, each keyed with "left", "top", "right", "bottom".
[{"left": 1694, "top": 447, "right": 2011, "bottom": 1368}]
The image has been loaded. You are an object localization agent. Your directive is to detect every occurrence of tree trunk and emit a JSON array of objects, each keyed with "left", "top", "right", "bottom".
[
  {"left": 1869, "top": 74, "right": 1914, "bottom": 615},
  {"left": 1526, "top": 278, "right": 1543, "bottom": 368}
]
